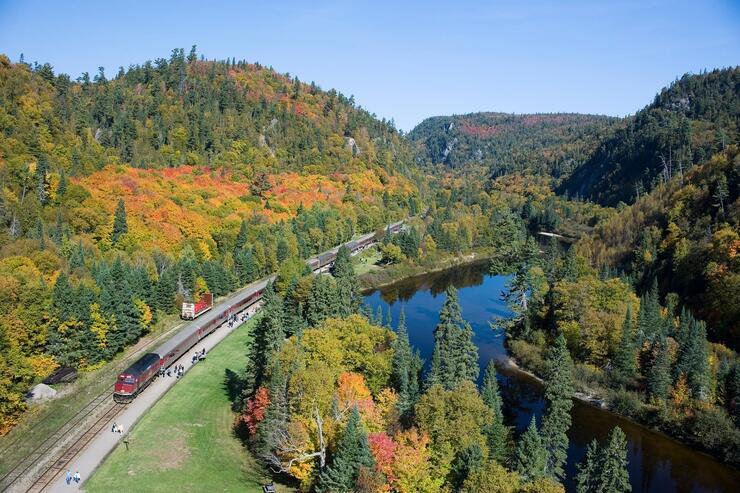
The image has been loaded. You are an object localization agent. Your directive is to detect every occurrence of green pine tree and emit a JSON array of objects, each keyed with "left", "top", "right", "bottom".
[
  {"left": 316, "top": 407, "right": 375, "bottom": 493},
  {"left": 675, "top": 310, "right": 710, "bottom": 400},
  {"left": 450, "top": 443, "right": 484, "bottom": 490},
  {"left": 636, "top": 280, "right": 661, "bottom": 344},
  {"left": 561, "top": 247, "right": 580, "bottom": 282},
  {"left": 598, "top": 427, "right": 631, "bottom": 493},
  {"left": 331, "top": 245, "right": 361, "bottom": 317},
  {"left": 428, "top": 286, "right": 479, "bottom": 390},
  {"left": 612, "top": 307, "right": 637, "bottom": 387},
  {"left": 374, "top": 305, "right": 383, "bottom": 326},
  {"left": 306, "top": 274, "right": 340, "bottom": 327},
  {"left": 248, "top": 282, "right": 285, "bottom": 391},
  {"left": 408, "top": 349, "right": 423, "bottom": 411},
  {"left": 112, "top": 198, "right": 128, "bottom": 243},
  {"left": 255, "top": 358, "right": 289, "bottom": 462},
  {"left": 234, "top": 248, "right": 257, "bottom": 285},
  {"left": 646, "top": 334, "right": 671, "bottom": 402},
  {"left": 541, "top": 333, "right": 574, "bottom": 480},
  {"left": 283, "top": 278, "right": 307, "bottom": 337},
  {"left": 515, "top": 416, "right": 547, "bottom": 482},
  {"left": 235, "top": 220, "right": 249, "bottom": 250},
  {"left": 575, "top": 440, "right": 602, "bottom": 493},
  {"left": 57, "top": 167, "right": 67, "bottom": 197},
  {"left": 392, "top": 308, "right": 413, "bottom": 416},
  {"left": 481, "top": 361, "right": 509, "bottom": 462},
  {"left": 35, "top": 153, "right": 51, "bottom": 205},
  {"left": 101, "top": 259, "right": 142, "bottom": 353}
]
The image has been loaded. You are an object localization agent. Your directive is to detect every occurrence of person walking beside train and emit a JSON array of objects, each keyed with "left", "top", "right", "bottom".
[
  {"left": 73, "top": 471, "right": 81, "bottom": 483},
  {"left": 65, "top": 470, "right": 72, "bottom": 485}
]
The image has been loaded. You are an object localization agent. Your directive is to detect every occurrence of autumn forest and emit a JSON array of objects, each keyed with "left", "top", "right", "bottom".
[{"left": 0, "top": 46, "right": 738, "bottom": 493}]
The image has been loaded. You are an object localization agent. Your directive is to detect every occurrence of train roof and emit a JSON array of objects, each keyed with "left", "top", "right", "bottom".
[
  {"left": 150, "top": 221, "right": 405, "bottom": 360},
  {"left": 122, "top": 353, "right": 160, "bottom": 377},
  {"left": 155, "top": 276, "right": 274, "bottom": 357}
]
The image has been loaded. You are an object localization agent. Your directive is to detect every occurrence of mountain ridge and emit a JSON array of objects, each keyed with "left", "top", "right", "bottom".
[{"left": 408, "top": 111, "right": 619, "bottom": 180}]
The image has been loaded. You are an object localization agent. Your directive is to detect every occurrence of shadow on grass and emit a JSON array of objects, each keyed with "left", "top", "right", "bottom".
[
  {"left": 223, "top": 368, "right": 246, "bottom": 411},
  {"left": 223, "top": 367, "right": 253, "bottom": 446}
]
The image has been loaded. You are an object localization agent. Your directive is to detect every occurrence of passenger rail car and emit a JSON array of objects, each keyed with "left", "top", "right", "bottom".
[
  {"left": 113, "top": 220, "right": 406, "bottom": 403},
  {"left": 114, "top": 282, "right": 270, "bottom": 403}
]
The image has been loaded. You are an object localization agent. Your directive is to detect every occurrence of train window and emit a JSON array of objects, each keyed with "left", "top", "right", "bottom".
[{"left": 118, "top": 375, "right": 135, "bottom": 384}]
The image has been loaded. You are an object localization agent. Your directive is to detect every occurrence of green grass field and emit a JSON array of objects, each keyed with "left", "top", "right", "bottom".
[
  {"left": 86, "top": 317, "right": 292, "bottom": 493},
  {"left": 352, "top": 246, "right": 382, "bottom": 276}
]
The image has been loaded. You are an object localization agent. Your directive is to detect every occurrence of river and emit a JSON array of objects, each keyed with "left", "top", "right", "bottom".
[{"left": 362, "top": 262, "right": 740, "bottom": 493}]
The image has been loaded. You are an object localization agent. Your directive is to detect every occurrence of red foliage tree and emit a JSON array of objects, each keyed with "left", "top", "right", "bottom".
[
  {"left": 368, "top": 432, "right": 397, "bottom": 484},
  {"left": 236, "top": 386, "right": 270, "bottom": 436}
]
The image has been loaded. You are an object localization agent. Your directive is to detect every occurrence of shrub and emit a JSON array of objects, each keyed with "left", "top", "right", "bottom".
[
  {"left": 573, "top": 363, "right": 606, "bottom": 393},
  {"left": 609, "top": 389, "right": 644, "bottom": 419},
  {"left": 508, "top": 339, "right": 546, "bottom": 376},
  {"left": 689, "top": 406, "right": 740, "bottom": 465}
]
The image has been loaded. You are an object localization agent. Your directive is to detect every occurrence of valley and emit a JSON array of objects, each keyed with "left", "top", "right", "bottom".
[{"left": 0, "top": 35, "right": 737, "bottom": 493}]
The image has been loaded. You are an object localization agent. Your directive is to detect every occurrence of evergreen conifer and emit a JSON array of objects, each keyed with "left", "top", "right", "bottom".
[
  {"left": 316, "top": 407, "right": 374, "bottom": 492},
  {"left": 541, "top": 333, "right": 574, "bottom": 480},
  {"left": 428, "top": 286, "right": 479, "bottom": 390},
  {"left": 515, "top": 416, "right": 547, "bottom": 481},
  {"left": 481, "top": 361, "right": 509, "bottom": 461}
]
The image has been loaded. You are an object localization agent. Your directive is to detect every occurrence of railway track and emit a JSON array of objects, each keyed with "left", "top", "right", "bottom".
[
  {"left": 0, "top": 321, "right": 187, "bottom": 492},
  {"left": 0, "top": 309, "right": 248, "bottom": 492},
  {"left": 25, "top": 402, "right": 126, "bottom": 493},
  {"left": 0, "top": 393, "right": 122, "bottom": 492}
]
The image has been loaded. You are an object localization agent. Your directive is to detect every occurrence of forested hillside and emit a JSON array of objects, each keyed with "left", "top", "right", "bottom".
[
  {"left": 577, "top": 146, "right": 739, "bottom": 347},
  {"left": 408, "top": 112, "right": 617, "bottom": 179},
  {"left": 0, "top": 49, "right": 419, "bottom": 432},
  {"left": 562, "top": 68, "right": 739, "bottom": 205}
]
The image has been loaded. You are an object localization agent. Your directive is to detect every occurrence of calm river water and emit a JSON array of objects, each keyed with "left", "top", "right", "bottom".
[{"left": 363, "top": 262, "right": 740, "bottom": 493}]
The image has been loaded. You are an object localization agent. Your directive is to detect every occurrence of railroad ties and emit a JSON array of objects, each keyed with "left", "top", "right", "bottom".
[
  {"left": 0, "top": 391, "right": 115, "bottom": 491},
  {"left": 25, "top": 403, "right": 126, "bottom": 493}
]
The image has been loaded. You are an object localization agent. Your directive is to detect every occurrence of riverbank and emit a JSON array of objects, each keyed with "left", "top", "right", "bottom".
[
  {"left": 362, "top": 253, "right": 740, "bottom": 471},
  {"left": 506, "top": 337, "right": 740, "bottom": 469},
  {"left": 357, "top": 247, "right": 494, "bottom": 291}
]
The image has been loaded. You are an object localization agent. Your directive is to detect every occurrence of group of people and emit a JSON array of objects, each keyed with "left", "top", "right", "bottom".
[
  {"left": 110, "top": 422, "right": 124, "bottom": 434},
  {"left": 164, "top": 364, "right": 185, "bottom": 378},
  {"left": 65, "top": 470, "right": 81, "bottom": 485},
  {"left": 191, "top": 348, "right": 206, "bottom": 364}
]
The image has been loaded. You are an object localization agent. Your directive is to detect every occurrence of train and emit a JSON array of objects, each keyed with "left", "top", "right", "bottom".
[
  {"left": 113, "top": 220, "right": 405, "bottom": 403},
  {"left": 181, "top": 292, "right": 213, "bottom": 320}
]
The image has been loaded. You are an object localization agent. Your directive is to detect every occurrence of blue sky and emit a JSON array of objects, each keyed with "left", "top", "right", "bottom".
[{"left": 0, "top": 0, "right": 738, "bottom": 131}]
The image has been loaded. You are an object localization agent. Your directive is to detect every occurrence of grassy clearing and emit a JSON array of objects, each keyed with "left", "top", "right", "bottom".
[
  {"left": 0, "top": 314, "right": 184, "bottom": 477},
  {"left": 86, "top": 317, "right": 293, "bottom": 493},
  {"left": 352, "top": 246, "right": 382, "bottom": 276}
]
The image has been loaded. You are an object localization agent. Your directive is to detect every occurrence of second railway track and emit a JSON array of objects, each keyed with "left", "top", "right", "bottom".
[
  {"left": 25, "top": 402, "right": 126, "bottom": 493},
  {"left": 0, "top": 393, "right": 121, "bottom": 492}
]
